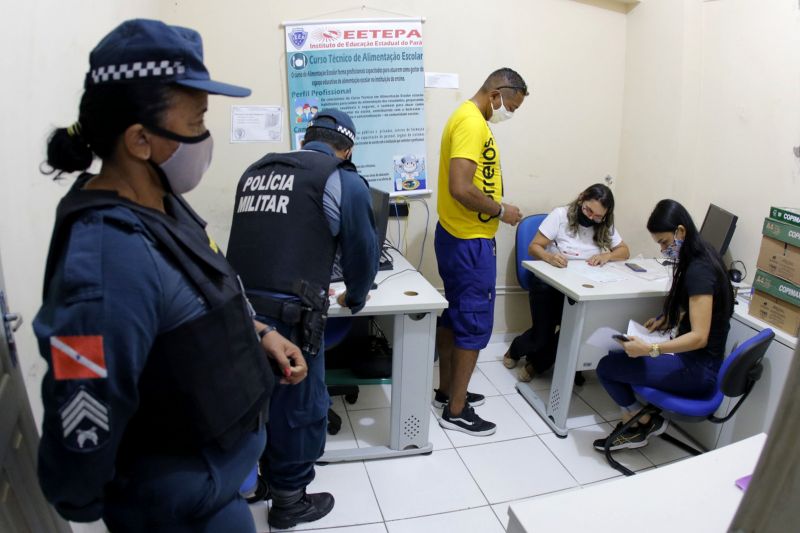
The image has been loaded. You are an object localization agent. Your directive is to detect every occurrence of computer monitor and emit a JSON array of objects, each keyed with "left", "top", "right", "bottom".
[
  {"left": 331, "top": 187, "right": 391, "bottom": 282},
  {"left": 369, "top": 187, "right": 390, "bottom": 251},
  {"left": 699, "top": 204, "right": 738, "bottom": 256}
]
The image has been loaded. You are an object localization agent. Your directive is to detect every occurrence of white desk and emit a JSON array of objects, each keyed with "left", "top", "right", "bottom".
[
  {"left": 321, "top": 250, "right": 448, "bottom": 462},
  {"left": 507, "top": 433, "right": 766, "bottom": 533},
  {"left": 517, "top": 259, "right": 670, "bottom": 437}
]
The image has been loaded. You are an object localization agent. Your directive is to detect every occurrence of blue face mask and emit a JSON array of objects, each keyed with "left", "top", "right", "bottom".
[{"left": 663, "top": 231, "right": 683, "bottom": 260}]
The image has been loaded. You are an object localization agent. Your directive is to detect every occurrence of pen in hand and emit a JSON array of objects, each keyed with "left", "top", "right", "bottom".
[
  {"left": 548, "top": 252, "right": 569, "bottom": 268},
  {"left": 644, "top": 314, "right": 665, "bottom": 332}
]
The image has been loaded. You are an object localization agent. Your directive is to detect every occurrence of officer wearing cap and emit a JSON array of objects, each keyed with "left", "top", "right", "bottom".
[
  {"left": 226, "top": 109, "right": 379, "bottom": 529},
  {"left": 34, "top": 19, "right": 306, "bottom": 532}
]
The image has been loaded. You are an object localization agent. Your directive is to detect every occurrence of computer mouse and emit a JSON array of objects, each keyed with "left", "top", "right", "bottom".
[{"left": 728, "top": 269, "right": 743, "bottom": 283}]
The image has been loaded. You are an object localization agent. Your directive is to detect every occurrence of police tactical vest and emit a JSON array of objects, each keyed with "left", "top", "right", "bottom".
[
  {"left": 43, "top": 175, "right": 273, "bottom": 455},
  {"left": 226, "top": 150, "right": 346, "bottom": 305}
]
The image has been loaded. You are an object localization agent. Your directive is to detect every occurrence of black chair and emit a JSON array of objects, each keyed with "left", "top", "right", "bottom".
[
  {"left": 324, "top": 317, "right": 357, "bottom": 435},
  {"left": 603, "top": 328, "right": 775, "bottom": 476}
]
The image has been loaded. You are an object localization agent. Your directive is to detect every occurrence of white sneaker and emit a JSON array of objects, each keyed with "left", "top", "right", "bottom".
[
  {"left": 503, "top": 352, "right": 518, "bottom": 369},
  {"left": 517, "top": 364, "right": 535, "bottom": 382}
]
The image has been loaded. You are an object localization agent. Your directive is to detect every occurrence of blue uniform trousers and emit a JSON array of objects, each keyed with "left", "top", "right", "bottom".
[
  {"left": 102, "top": 427, "right": 265, "bottom": 532},
  {"left": 259, "top": 315, "right": 330, "bottom": 491}
]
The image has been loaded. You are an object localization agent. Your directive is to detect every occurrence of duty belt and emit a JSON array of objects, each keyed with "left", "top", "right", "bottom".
[{"left": 247, "top": 294, "right": 304, "bottom": 325}]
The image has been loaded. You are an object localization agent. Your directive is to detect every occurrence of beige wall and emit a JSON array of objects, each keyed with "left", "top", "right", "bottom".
[
  {"left": 0, "top": 1, "right": 627, "bottom": 444},
  {"left": 2, "top": 1, "right": 798, "bottom": 478},
  {"left": 615, "top": 0, "right": 800, "bottom": 270},
  {"left": 160, "top": 0, "right": 629, "bottom": 335}
]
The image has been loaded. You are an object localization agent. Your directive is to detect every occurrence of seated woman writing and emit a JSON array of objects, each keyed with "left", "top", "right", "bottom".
[
  {"left": 593, "top": 199, "right": 734, "bottom": 450},
  {"left": 504, "top": 183, "right": 630, "bottom": 381}
]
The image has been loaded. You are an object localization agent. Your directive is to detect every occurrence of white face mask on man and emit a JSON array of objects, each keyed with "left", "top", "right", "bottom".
[{"left": 488, "top": 94, "right": 514, "bottom": 124}]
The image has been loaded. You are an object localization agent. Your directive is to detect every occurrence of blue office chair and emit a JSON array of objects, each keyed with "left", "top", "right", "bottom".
[
  {"left": 325, "top": 317, "right": 353, "bottom": 350},
  {"left": 602, "top": 328, "right": 775, "bottom": 476},
  {"left": 240, "top": 463, "right": 266, "bottom": 503},
  {"left": 515, "top": 214, "right": 548, "bottom": 290}
]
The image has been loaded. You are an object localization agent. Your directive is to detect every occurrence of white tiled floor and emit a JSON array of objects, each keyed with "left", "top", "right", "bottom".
[{"left": 249, "top": 341, "right": 695, "bottom": 532}]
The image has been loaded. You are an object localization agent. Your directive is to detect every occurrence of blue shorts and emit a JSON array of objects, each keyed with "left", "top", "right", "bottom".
[{"left": 434, "top": 223, "right": 496, "bottom": 350}]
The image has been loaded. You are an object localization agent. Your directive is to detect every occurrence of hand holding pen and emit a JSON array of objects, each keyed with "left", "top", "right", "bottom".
[
  {"left": 547, "top": 252, "right": 569, "bottom": 268},
  {"left": 644, "top": 314, "right": 666, "bottom": 333}
]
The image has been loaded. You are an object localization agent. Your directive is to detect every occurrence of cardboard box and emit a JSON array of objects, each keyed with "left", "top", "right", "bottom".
[
  {"left": 762, "top": 217, "right": 800, "bottom": 248},
  {"left": 756, "top": 236, "right": 800, "bottom": 286},
  {"left": 749, "top": 290, "right": 800, "bottom": 337},
  {"left": 753, "top": 270, "right": 800, "bottom": 308},
  {"left": 769, "top": 206, "right": 800, "bottom": 229}
]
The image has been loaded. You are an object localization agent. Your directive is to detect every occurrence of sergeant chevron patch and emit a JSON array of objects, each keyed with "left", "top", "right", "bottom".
[{"left": 59, "top": 387, "right": 110, "bottom": 451}]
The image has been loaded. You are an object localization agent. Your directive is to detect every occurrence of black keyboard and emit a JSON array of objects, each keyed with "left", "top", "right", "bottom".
[
  {"left": 331, "top": 248, "right": 392, "bottom": 283},
  {"left": 378, "top": 250, "right": 393, "bottom": 271}
]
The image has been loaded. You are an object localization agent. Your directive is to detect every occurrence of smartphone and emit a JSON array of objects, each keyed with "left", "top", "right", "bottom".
[
  {"left": 612, "top": 334, "right": 630, "bottom": 342},
  {"left": 625, "top": 262, "right": 646, "bottom": 273}
]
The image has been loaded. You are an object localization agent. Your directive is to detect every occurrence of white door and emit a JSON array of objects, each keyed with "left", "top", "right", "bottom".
[{"left": 0, "top": 251, "right": 71, "bottom": 532}]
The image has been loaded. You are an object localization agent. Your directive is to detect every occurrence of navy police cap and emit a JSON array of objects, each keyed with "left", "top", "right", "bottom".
[
  {"left": 308, "top": 109, "right": 356, "bottom": 144},
  {"left": 85, "top": 18, "right": 250, "bottom": 97}
]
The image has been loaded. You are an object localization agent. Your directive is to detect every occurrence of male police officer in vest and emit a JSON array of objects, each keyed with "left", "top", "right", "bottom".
[{"left": 227, "top": 109, "right": 379, "bottom": 529}]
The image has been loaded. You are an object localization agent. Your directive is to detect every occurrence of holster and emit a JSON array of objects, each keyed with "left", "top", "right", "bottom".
[{"left": 248, "top": 280, "right": 331, "bottom": 357}]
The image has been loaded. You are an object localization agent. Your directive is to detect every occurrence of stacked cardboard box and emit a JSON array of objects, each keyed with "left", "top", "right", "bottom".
[{"left": 751, "top": 207, "right": 800, "bottom": 336}]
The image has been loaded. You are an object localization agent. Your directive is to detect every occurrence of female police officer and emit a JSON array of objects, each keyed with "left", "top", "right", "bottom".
[{"left": 33, "top": 19, "right": 307, "bottom": 532}]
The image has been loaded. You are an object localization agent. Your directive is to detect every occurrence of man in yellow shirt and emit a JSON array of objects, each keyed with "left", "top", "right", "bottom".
[{"left": 434, "top": 68, "right": 527, "bottom": 436}]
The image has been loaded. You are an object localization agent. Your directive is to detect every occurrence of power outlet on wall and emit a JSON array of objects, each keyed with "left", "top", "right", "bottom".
[{"left": 389, "top": 201, "right": 409, "bottom": 217}]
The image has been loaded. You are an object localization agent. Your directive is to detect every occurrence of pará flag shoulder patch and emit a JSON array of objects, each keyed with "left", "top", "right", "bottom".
[{"left": 50, "top": 335, "right": 107, "bottom": 380}]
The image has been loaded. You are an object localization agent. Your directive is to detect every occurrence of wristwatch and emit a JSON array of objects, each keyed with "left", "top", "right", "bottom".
[
  {"left": 649, "top": 343, "right": 661, "bottom": 357},
  {"left": 257, "top": 324, "right": 276, "bottom": 340},
  {"left": 492, "top": 203, "right": 504, "bottom": 220}
]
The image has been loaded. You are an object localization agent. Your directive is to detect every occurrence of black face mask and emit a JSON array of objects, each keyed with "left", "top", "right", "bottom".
[{"left": 577, "top": 210, "right": 598, "bottom": 227}]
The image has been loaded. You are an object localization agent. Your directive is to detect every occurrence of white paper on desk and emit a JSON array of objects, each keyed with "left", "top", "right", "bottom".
[
  {"left": 586, "top": 326, "right": 626, "bottom": 352},
  {"left": 569, "top": 262, "right": 629, "bottom": 284},
  {"left": 626, "top": 320, "right": 671, "bottom": 344}
]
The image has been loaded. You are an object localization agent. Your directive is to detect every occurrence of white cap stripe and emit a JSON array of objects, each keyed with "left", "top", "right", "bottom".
[{"left": 90, "top": 60, "right": 185, "bottom": 84}]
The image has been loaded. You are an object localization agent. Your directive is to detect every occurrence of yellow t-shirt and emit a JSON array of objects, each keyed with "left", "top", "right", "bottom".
[{"left": 437, "top": 100, "right": 502, "bottom": 239}]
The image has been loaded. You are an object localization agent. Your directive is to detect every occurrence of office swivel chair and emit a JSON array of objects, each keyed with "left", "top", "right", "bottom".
[
  {"left": 602, "top": 328, "right": 775, "bottom": 476},
  {"left": 240, "top": 463, "right": 264, "bottom": 503},
  {"left": 515, "top": 214, "right": 547, "bottom": 290},
  {"left": 515, "top": 214, "right": 585, "bottom": 386}
]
